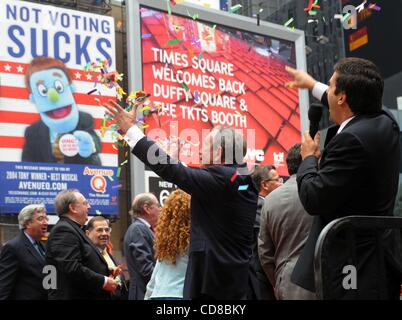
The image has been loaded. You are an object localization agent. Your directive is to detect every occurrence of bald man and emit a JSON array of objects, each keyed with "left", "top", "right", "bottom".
[{"left": 123, "top": 193, "right": 161, "bottom": 300}]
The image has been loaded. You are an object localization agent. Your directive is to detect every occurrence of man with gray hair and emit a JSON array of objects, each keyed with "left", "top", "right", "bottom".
[
  {"left": 104, "top": 100, "right": 258, "bottom": 299},
  {"left": 0, "top": 204, "right": 48, "bottom": 299},
  {"left": 124, "top": 193, "right": 160, "bottom": 300},
  {"left": 46, "top": 189, "right": 119, "bottom": 299}
]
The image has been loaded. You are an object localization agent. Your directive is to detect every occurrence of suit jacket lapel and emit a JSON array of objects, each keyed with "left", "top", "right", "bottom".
[
  {"left": 63, "top": 218, "right": 108, "bottom": 266},
  {"left": 324, "top": 125, "right": 339, "bottom": 147},
  {"left": 21, "top": 232, "right": 45, "bottom": 265}
]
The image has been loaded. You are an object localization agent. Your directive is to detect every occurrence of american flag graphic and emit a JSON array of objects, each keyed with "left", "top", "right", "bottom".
[
  {"left": 0, "top": 0, "right": 117, "bottom": 168},
  {"left": 0, "top": 59, "right": 118, "bottom": 167}
]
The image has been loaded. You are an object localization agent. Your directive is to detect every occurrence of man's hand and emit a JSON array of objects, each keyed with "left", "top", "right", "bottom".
[
  {"left": 103, "top": 276, "right": 119, "bottom": 292},
  {"left": 102, "top": 100, "right": 136, "bottom": 134},
  {"left": 301, "top": 131, "right": 321, "bottom": 160},
  {"left": 111, "top": 265, "right": 123, "bottom": 277},
  {"left": 285, "top": 66, "right": 317, "bottom": 90}
]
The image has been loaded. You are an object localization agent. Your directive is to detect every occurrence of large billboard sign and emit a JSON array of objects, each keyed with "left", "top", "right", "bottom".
[
  {"left": 127, "top": 0, "right": 308, "bottom": 197},
  {"left": 0, "top": 0, "right": 118, "bottom": 214}
]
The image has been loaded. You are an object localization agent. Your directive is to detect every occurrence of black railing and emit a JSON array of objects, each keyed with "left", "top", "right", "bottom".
[{"left": 314, "top": 215, "right": 402, "bottom": 300}]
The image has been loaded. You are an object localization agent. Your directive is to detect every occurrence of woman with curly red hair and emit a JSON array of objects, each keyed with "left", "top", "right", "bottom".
[{"left": 145, "top": 189, "right": 191, "bottom": 300}]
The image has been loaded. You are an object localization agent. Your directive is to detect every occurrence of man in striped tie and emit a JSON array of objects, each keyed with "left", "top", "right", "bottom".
[{"left": 0, "top": 204, "right": 48, "bottom": 300}]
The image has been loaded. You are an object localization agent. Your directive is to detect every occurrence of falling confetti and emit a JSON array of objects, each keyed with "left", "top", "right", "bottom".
[
  {"left": 186, "top": 9, "right": 199, "bottom": 20},
  {"left": 342, "top": 12, "right": 351, "bottom": 22},
  {"left": 230, "top": 171, "right": 238, "bottom": 182},
  {"left": 284, "top": 17, "right": 295, "bottom": 30},
  {"left": 368, "top": 3, "right": 381, "bottom": 11},
  {"left": 229, "top": 4, "right": 242, "bottom": 14},
  {"left": 87, "top": 88, "right": 97, "bottom": 95},
  {"left": 167, "top": 38, "right": 181, "bottom": 45},
  {"left": 167, "top": 0, "right": 172, "bottom": 15}
]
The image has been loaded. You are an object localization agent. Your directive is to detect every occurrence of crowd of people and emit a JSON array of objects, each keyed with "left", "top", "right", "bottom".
[{"left": 0, "top": 57, "right": 401, "bottom": 300}]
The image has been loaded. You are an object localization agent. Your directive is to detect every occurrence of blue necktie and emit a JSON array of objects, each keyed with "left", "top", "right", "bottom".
[{"left": 34, "top": 241, "right": 45, "bottom": 260}]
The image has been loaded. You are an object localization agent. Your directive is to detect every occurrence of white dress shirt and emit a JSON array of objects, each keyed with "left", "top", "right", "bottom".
[{"left": 124, "top": 125, "right": 145, "bottom": 149}]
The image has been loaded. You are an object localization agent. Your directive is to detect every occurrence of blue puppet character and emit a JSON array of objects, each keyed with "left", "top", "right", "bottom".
[{"left": 22, "top": 57, "right": 101, "bottom": 165}]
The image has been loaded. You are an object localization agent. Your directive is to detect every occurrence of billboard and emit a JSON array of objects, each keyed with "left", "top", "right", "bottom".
[
  {"left": 0, "top": 0, "right": 118, "bottom": 214},
  {"left": 127, "top": 0, "right": 308, "bottom": 197}
]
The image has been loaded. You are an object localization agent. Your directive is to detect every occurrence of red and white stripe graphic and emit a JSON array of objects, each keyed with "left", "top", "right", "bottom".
[{"left": 0, "top": 60, "right": 118, "bottom": 167}]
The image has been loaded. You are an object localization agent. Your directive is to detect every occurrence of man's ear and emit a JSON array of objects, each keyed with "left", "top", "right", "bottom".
[
  {"left": 85, "top": 230, "right": 89, "bottom": 236},
  {"left": 70, "top": 83, "right": 76, "bottom": 93},
  {"left": 261, "top": 180, "right": 269, "bottom": 192},
  {"left": 338, "top": 92, "right": 347, "bottom": 105},
  {"left": 68, "top": 203, "right": 75, "bottom": 214}
]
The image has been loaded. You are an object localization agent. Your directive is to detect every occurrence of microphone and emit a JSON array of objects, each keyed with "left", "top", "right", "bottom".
[{"left": 308, "top": 103, "right": 323, "bottom": 139}]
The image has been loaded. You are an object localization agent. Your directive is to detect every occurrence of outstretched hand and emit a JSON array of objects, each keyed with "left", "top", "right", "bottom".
[
  {"left": 285, "top": 66, "right": 317, "bottom": 90},
  {"left": 102, "top": 99, "right": 136, "bottom": 134}
]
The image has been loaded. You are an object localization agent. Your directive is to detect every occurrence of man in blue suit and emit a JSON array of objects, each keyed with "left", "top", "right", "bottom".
[
  {"left": 124, "top": 193, "right": 160, "bottom": 300},
  {"left": 0, "top": 204, "right": 48, "bottom": 300},
  {"left": 104, "top": 100, "right": 258, "bottom": 299}
]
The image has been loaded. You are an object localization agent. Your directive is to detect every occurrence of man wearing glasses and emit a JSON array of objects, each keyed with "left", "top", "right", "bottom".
[
  {"left": 0, "top": 204, "right": 48, "bottom": 300},
  {"left": 46, "top": 189, "right": 119, "bottom": 299},
  {"left": 86, "top": 216, "right": 128, "bottom": 300},
  {"left": 247, "top": 165, "right": 283, "bottom": 300}
]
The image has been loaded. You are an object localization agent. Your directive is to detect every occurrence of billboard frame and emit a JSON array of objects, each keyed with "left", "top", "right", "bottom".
[{"left": 126, "top": 0, "right": 309, "bottom": 196}]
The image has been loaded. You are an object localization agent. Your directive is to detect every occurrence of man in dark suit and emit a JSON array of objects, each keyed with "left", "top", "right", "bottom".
[
  {"left": 0, "top": 204, "right": 48, "bottom": 300},
  {"left": 104, "top": 101, "right": 258, "bottom": 299},
  {"left": 249, "top": 165, "right": 281, "bottom": 300},
  {"left": 86, "top": 216, "right": 128, "bottom": 300},
  {"left": 124, "top": 193, "right": 160, "bottom": 300},
  {"left": 46, "top": 189, "right": 119, "bottom": 299},
  {"left": 286, "top": 58, "right": 401, "bottom": 299}
]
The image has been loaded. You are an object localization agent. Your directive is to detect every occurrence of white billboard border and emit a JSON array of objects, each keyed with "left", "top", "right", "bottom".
[{"left": 126, "top": 0, "right": 309, "bottom": 196}]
